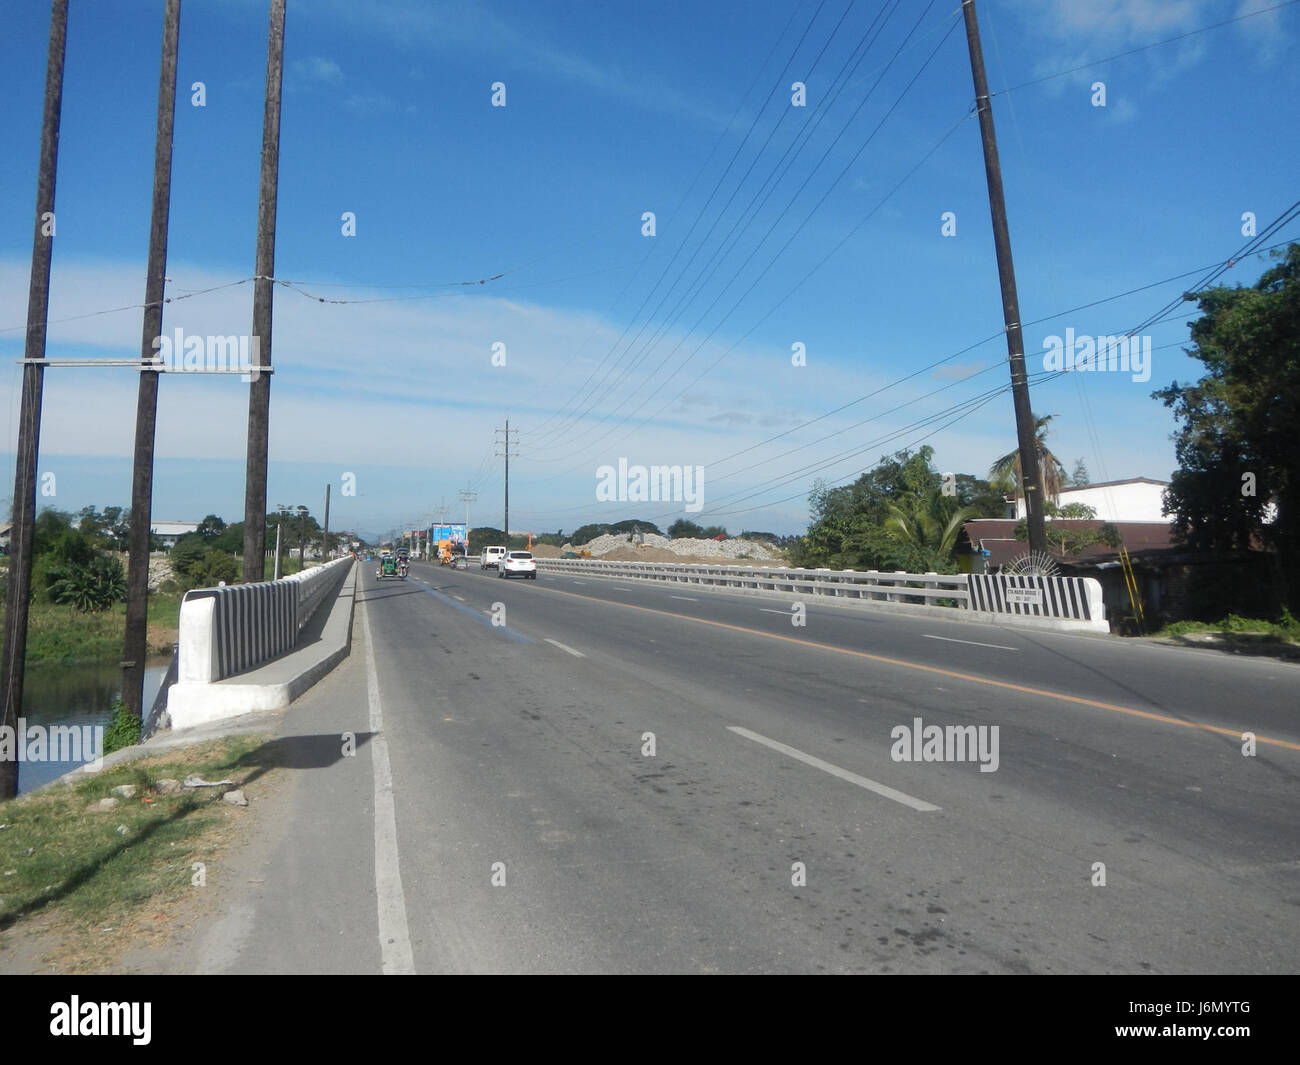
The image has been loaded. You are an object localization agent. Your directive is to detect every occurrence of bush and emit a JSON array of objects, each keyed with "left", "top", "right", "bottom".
[
  {"left": 103, "top": 698, "right": 141, "bottom": 755},
  {"left": 49, "top": 556, "right": 126, "bottom": 612},
  {"left": 191, "top": 549, "right": 239, "bottom": 587}
]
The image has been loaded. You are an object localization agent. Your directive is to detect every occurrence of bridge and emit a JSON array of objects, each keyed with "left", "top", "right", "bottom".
[{"left": 150, "top": 556, "right": 1299, "bottom": 974}]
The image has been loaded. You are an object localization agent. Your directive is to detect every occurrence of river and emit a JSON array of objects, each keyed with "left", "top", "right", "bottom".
[{"left": 15, "top": 657, "right": 170, "bottom": 794}]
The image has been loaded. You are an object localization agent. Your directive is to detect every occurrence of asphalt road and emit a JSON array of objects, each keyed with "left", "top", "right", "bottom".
[{"left": 202, "top": 558, "right": 1300, "bottom": 974}]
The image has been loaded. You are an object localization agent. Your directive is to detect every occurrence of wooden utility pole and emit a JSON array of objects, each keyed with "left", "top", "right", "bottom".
[
  {"left": 241, "top": 0, "right": 286, "bottom": 584},
  {"left": 123, "top": 0, "right": 181, "bottom": 722},
  {"left": 1, "top": 0, "right": 68, "bottom": 799},
  {"left": 962, "top": 0, "right": 1046, "bottom": 555}
]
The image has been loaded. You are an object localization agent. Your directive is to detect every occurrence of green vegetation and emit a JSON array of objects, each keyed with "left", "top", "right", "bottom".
[
  {"left": 20, "top": 593, "right": 183, "bottom": 664},
  {"left": 1012, "top": 501, "right": 1122, "bottom": 556},
  {"left": 102, "top": 699, "right": 141, "bottom": 755},
  {"left": 1155, "top": 242, "right": 1300, "bottom": 617},
  {"left": 790, "top": 446, "right": 1003, "bottom": 573},
  {"left": 1156, "top": 609, "right": 1300, "bottom": 643},
  {"left": 667, "top": 519, "right": 728, "bottom": 539},
  {"left": 988, "top": 413, "right": 1068, "bottom": 502},
  {"left": 0, "top": 735, "right": 269, "bottom": 950},
  {"left": 568, "top": 520, "right": 664, "bottom": 545}
]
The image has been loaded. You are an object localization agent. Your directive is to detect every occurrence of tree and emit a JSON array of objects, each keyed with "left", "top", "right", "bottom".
[
  {"left": 884, "top": 497, "right": 977, "bottom": 558},
  {"left": 1012, "top": 501, "right": 1120, "bottom": 557},
  {"left": 668, "top": 519, "right": 705, "bottom": 539},
  {"left": 1154, "top": 243, "right": 1300, "bottom": 612},
  {"left": 211, "top": 522, "right": 244, "bottom": 555},
  {"left": 196, "top": 514, "right": 227, "bottom": 540},
  {"left": 988, "top": 414, "right": 1068, "bottom": 505},
  {"left": 469, "top": 526, "right": 506, "bottom": 554},
  {"left": 799, "top": 447, "right": 972, "bottom": 572},
  {"left": 169, "top": 536, "right": 209, "bottom": 585},
  {"left": 1069, "top": 459, "right": 1090, "bottom": 487}
]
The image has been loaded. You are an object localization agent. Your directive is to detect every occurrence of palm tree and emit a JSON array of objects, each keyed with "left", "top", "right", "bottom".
[
  {"left": 989, "top": 413, "right": 1068, "bottom": 506},
  {"left": 884, "top": 497, "right": 977, "bottom": 557}
]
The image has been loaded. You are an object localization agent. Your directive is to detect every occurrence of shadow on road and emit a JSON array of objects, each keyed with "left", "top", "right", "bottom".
[
  {"left": 231, "top": 731, "right": 376, "bottom": 788},
  {"left": 356, "top": 587, "right": 424, "bottom": 603}
]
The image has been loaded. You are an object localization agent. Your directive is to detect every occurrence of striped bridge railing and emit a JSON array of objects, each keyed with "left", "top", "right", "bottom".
[
  {"left": 177, "top": 556, "right": 353, "bottom": 684},
  {"left": 966, "top": 573, "right": 1104, "bottom": 625}
]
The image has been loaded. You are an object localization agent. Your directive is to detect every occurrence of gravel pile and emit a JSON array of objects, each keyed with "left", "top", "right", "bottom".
[{"left": 563, "top": 532, "right": 780, "bottom": 561}]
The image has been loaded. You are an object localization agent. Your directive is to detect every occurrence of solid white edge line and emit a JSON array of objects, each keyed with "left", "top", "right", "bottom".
[
  {"left": 922, "top": 634, "right": 1018, "bottom": 651},
  {"left": 544, "top": 637, "right": 586, "bottom": 657},
  {"left": 727, "top": 726, "right": 941, "bottom": 812},
  {"left": 362, "top": 602, "right": 417, "bottom": 974}
]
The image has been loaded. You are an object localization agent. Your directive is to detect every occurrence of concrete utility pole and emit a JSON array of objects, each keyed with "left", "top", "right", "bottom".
[
  {"left": 274, "top": 503, "right": 287, "bottom": 580},
  {"left": 1, "top": 0, "right": 68, "bottom": 800},
  {"left": 962, "top": 0, "right": 1046, "bottom": 555},
  {"left": 123, "top": 0, "right": 181, "bottom": 723},
  {"left": 458, "top": 487, "right": 477, "bottom": 535},
  {"left": 495, "top": 420, "right": 518, "bottom": 545},
  {"left": 322, "top": 482, "right": 330, "bottom": 558},
  {"left": 241, "top": 0, "right": 286, "bottom": 584}
]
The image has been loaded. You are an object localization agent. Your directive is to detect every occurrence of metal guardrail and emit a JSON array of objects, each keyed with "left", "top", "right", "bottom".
[
  {"left": 534, "top": 558, "right": 969, "bottom": 606},
  {"left": 177, "top": 556, "right": 353, "bottom": 684}
]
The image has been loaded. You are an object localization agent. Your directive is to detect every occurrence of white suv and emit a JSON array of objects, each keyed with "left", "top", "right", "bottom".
[
  {"left": 499, "top": 551, "right": 537, "bottom": 579},
  {"left": 480, "top": 546, "right": 506, "bottom": 569}
]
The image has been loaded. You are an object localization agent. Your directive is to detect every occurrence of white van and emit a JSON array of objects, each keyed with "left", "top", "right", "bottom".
[{"left": 480, "top": 545, "right": 507, "bottom": 570}]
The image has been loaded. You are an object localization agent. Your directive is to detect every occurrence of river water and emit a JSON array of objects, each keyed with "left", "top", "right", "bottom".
[{"left": 15, "top": 657, "right": 169, "bottom": 794}]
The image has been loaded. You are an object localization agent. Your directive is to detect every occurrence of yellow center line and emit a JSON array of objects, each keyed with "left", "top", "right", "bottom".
[{"left": 535, "top": 582, "right": 1300, "bottom": 753}]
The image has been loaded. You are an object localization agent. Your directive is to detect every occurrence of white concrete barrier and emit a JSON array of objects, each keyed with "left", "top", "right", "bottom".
[
  {"left": 534, "top": 558, "right": 1108, "bottom": 632},
  {"left": 172, "top": 556, "right": 353, "bottom": 687}
]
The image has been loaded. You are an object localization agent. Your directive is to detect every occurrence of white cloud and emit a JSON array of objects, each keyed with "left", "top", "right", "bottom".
[{"left": 288, "top": 55, "right": 344, "bottom": 88}]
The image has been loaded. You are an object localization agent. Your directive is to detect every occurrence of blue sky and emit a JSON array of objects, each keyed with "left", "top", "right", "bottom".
[{"left": 2, "top": 0, "right": 1297, "bottom": 541}]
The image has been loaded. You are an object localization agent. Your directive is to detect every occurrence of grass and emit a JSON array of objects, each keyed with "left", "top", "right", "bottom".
[
  {"left": 1155, "top": 610, "right": 1300, "bottom": 644},
  {"left": 0, "top": 735, "right": 268, "bottom": 941},
  {"left": 15, "top": 593, "right": 183, "bottom": 665},
  {"left": 262, "top": 556, "right": 309, "bottom": 580}
]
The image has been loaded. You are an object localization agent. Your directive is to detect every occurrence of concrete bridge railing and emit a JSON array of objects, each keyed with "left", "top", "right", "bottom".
[
  {"left": 176, "top": 556, "right": 354, "bottom": 685},
  {"left": 534, "top": 558, "right": 1107, "bottom": 632}
]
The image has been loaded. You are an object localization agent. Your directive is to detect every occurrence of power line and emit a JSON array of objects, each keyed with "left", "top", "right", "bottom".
[
  {"left": 530, "top": 6, "right": 958, "bottom": 465},
  {"left": 527, "top": 0, "right": 843, "bottom": 447},
  {"left": 532, "top": 2, "right": 949, "bottom": 458},
  {"left": 994, "top": 0, "right": 1300, "bottom": 97}
]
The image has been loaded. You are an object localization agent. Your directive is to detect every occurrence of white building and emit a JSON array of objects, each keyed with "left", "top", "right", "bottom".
[
  {"left": 1014, "top": 477, "right": 1169, "bottom": 523},
  {"left": 152, "top": 520, "right": 199, "bottom": 548}
]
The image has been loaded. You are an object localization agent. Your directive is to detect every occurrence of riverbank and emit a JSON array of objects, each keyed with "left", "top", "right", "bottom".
[
  {"left": 9, "top": 595, "right": 181, "bottom": 666},
  {"left": 0, "top": 732, "right": 285, "bottom": 973}
]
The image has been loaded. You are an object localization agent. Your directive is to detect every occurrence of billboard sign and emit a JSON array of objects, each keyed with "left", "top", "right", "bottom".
[{"left": 429, "top": 523, "right": 468, "bottom": 550}]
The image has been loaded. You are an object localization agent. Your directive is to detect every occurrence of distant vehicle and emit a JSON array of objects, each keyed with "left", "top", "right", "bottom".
[
  {"left": 395, "top": 547, "right": 410, "bottom": 560},
  {"left": 499, "top": 551, "right": 536, "bottom": 579},
  {"left": 480, "top": 546, "right": 506, "bottom": 569}
]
